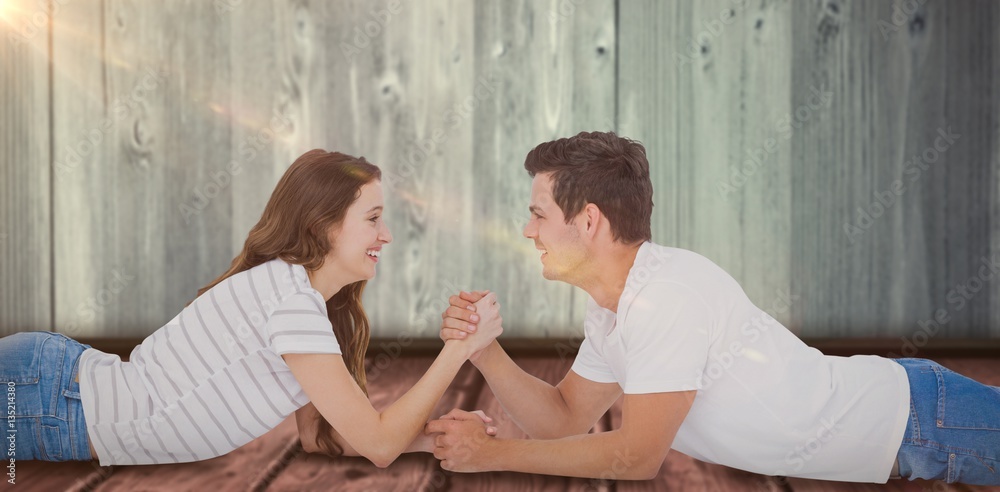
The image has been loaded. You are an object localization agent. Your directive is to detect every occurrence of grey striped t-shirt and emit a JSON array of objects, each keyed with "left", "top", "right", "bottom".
[{"left": 78, "top": 258, "right": 341, "bottom": 465}]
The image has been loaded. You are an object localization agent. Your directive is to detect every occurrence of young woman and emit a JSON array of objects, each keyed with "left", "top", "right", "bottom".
[{"left": 1, "top": 149, "right": 502, "bottom": 467}]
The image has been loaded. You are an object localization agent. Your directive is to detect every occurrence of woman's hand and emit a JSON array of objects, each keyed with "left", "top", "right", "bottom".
[
  {"left": 440, "top": 290, "right": 496, "bottom": 363},
  {"left": 446, "top": 291, "right": 502, "bottom": 359}
]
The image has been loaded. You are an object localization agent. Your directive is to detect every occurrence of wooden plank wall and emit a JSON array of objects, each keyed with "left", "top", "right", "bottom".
[
  {"left": 1, "top": 0, "right": 998, "bottom": 340},
  {"left": 1, "top": 0, "right": 52, "bottom": 332}
]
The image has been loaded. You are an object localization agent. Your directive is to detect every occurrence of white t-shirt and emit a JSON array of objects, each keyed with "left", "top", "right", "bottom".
[
  {"left": 79, "top": 258, "right": 341, "bottom": 465},
  {"left": 571, "top": 242, "right": 910, "bottom": 483}
]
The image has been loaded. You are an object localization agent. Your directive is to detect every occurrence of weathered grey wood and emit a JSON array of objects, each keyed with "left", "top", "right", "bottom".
[
  {"left": 1, "top": 2, "right": 52, "bottom": 336},
  {"left": 51, "top": 0, "right": 234, "bottom": 337},
  {"left": 5, "top": 0, "right": 1000, "bottom": 340},
  {"left": 790, "top": 0, "right": 1000, "bottom": 339},
  {"left": 618, "top": 0, "right": 798, "bottom": 333},
  {"left": 226, "top": 0, "right": 306, "bottom": 275}
]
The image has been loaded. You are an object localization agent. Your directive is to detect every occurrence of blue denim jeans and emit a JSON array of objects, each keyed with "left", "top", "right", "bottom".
[
  {"left": 1, "top": 331, "right": 94, "bottom": 461},
  {"left": 891, "top": 357, "right": 1000, "bottom": 485}
]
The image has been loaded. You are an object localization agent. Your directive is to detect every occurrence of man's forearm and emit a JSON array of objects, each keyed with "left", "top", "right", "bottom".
[
  {"left": 488, "top": 430, "right": 660, "bottom": 480},
  {"left": 473, "top": 341, "right": 575, "bottom": 439}
]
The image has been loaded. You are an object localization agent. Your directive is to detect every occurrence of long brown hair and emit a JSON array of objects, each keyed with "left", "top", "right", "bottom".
[{"left": 193, "top": 149, "right": 380, "bottom": 457}]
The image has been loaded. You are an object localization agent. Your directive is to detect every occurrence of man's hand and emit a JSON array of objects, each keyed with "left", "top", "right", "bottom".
[
  {"left": 411, "top": 410, "right": 497, "bottom": 453},
  {"left": 441, "top": 290, "right": 495, "bottom": 363},
  {"left": 425, "top": 409, "right": 500, "bottom": 473}
]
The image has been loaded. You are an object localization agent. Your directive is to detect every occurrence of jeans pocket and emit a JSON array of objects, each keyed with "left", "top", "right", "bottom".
[
  {"left": 40, "top": 424, "right": 62, "bottom": 460},
  {"left": 951, "top": 452, "right": 1000, "bottom": 486},
  {"left": 933, "top": 365, "right": 1000, "bottom": 431}
]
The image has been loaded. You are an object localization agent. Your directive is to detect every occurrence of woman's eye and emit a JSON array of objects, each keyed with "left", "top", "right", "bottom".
[{"left": 369, "top": 216, "right": 380, "bottom": 223}]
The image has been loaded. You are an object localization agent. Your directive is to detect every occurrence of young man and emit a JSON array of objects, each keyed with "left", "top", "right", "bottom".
[{"left": 425, "top": 131, "right": 1000, "bottom": 485}]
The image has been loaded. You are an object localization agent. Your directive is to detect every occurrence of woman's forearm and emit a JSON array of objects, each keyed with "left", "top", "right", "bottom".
[
  {"left": 368, "top": 340, "right": 471, "bottom": 465},
  {"left": 403, "top": 429, "right": 436, "bottom": 454}
]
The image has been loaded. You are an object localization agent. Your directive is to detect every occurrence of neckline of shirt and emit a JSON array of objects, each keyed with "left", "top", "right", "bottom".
[
  {"left": 276, "top": 259, "right": 327, "bottom": 303},
  {"left": 589, "top": 241, "right": 654, "bottom": 338}
]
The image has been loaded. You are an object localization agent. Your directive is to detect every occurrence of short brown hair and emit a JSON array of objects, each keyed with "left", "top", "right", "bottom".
[{"left": 524, "top": 131, "right": 653, "bottom": 244}]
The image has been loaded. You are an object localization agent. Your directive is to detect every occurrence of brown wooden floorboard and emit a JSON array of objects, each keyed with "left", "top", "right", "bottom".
[
  {"left": 0, "top": 460, "right": 112, "bottom": 492},
  {"left": 5, "top": 356, "right": 999, "bottom": 491}
]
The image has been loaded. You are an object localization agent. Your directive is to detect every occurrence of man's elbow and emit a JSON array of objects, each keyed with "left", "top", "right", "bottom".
[
  {"left": 526, "top": 418, "right": 588, "bottom": 440},
  {"left": 526, "top": 426, "right": 571, "bottom": 440},
  {"left": 628, "top": 453, "right": 666, "bottom": 480},
  {"left": 636, "top": 462, "right": 662, "bottom": 481}
]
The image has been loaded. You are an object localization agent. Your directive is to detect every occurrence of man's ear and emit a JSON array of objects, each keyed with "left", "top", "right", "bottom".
[{"left": 582, "top": 203, "right": 602, "bottom": 238}]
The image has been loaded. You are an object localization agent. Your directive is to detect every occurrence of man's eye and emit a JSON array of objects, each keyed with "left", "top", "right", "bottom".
[{"left": 369, "top": 216, "right": 380, "bottom": 222}]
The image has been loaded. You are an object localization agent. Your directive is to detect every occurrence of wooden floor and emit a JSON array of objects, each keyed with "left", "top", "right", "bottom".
[{"left": 3, "top": 356, "right": 999, "bottom": 492}]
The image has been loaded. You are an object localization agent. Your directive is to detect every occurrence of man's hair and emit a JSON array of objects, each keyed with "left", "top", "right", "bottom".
[{"left": 523, "top": 131, "right": 653, "bottom": 244}]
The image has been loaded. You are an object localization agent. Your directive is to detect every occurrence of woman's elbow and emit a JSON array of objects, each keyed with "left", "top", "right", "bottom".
[
  {"left": 298, "top": 432, "right": 319, "bottom": 454},
  {"left": 366, "top": 448, "right": 398, "bottom": 469}
]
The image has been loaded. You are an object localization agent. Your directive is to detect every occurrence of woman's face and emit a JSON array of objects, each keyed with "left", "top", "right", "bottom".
[{"left": 327, "top": 180, "right": 392, "bottom": 283}]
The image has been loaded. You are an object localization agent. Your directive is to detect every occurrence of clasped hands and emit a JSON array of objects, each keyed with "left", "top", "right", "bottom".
[{"left": 424, "top": 290, "right": 503, "bottom": 472}]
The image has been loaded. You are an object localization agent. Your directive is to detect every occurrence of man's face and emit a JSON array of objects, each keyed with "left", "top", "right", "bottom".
[{"left": 522, "top": 173, "right": 589, "bottom": 283}]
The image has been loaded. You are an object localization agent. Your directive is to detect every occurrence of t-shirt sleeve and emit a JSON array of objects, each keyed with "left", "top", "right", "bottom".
[
  {"left": 265, "top": 292, "right": 342, "bottom": 355},
  {"left": 570, "top": 333, "right": 618, "bottom": 384},
  {"left": 620, "top": 281, "right": 711, "bottom": 394}
]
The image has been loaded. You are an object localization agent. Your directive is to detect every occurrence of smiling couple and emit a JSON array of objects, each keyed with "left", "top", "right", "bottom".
[{"left": 4, "top": 131, "right": 998, "bottom": 485}]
